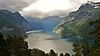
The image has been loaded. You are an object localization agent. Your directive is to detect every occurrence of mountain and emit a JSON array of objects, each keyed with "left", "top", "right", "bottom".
[
  {"left": 54, "top": 2, "right": 100, "bottom": 40},
  {"left": 26, "top": 16, "right": 62, "bottom": 31},
  {"left": 25, "top": 17, "right": 43, "bottom": 30},
  {"left": 41, "top": 16, "right": 62, "bottom": 31},
  {"left": 0, "top": 10, "right": 33, "bottom": 35}
]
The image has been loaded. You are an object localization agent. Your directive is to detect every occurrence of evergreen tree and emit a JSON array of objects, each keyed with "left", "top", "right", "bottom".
[
  {"left": 72, "top": 41, "right": 81, "bottom": 56},
  {"left": 88, "top": 16, "right": 100, "bottom": 56},
  {"left": 0, "top": 32, "right": 10, "bottom": 56},
  {"left": 6, "top": 35, "right": 32, "bottom": 56},
  {"left": 64, "top": 53, "right": 70, "bottom": 56},
  {"left": 81, "top": 38, "right": 89, "bottom": 56},
  {"left": 32, "top": 48, "right": 47, "bottom": 56},
  {"left": 60, "top": 53, "right": 64, "bottom": 56},
  {"left": 49, "top": 49, "right": 57, "bottom": 56}
]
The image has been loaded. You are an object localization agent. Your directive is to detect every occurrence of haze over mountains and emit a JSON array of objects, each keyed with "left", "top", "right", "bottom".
[
  {"left": 0, "top": 9, "right": 62, "bottom": 36},
  {"left": 26, "top": 16, "right": 62, "bottom": 31}
]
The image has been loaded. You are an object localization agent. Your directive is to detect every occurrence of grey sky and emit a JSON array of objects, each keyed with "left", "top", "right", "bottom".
[
  {"left": 0, "top": 0, "right": 37, "bottom": 11},
  {"left": 0, "top": 0, "right": 99, "bottom": 18}
]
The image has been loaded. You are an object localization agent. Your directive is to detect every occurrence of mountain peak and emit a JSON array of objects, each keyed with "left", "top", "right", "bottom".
[{"left": 14, "top": 11, "right": 21, "bottom": 16}]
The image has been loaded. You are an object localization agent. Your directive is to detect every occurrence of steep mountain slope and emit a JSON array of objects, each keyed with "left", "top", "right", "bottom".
[
  {"left": 26, "top": 17, "right": 43, "bottom": 30},
  {"left": 41, "top": 16, "right": 62, "bottom": 31},
  {"left": 0, "top": 10, "right": 32, "bottom": 35},
  {"left": 54, "top": 2, "right": 100, "bottom": 39}
]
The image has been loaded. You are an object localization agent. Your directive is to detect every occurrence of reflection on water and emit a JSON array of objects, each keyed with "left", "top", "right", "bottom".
[{"left": 25, "top": 31, "right": 73, "bottom": 55}]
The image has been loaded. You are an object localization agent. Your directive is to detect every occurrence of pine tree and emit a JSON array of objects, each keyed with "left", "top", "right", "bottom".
[
  {"left": 81, "top": 38, "right": 89, "bottom": 56},
  {"left": 72, "top": 41, "right": 81, "bottom": 56},
  {"left": 64, "top": 53, "right": 70, "bottom": 56},
  {"left": 60, "top": 53, "right": 64, "bottom": 56},
  {"left": 6, "top": 35, "right": 32, "bottom": 56},
  {"left": 0, "top": 32, "right": 10, "bottom": 56},
  {"left": 88, "top": 16, "right": 100, "bottom": 56},
  {"left": 49, "top": 49, "right": 57, "bottom": 56}
]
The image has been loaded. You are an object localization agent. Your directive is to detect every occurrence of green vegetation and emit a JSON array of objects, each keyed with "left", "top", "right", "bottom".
[
  {"left": 0, "top": 32, "right": 32, "bottom": 56},
  {"left": 0, "top": 2, "right": 100, "bottom": 56},
  {"left": 72, "top": 16, "right": 100, "bottom": 56},
  {"left": 53, "top": 2, "right": 100, "bottom": 56},
  {"left": 1, "top": 15, "right": 100, "bottom": 56}
]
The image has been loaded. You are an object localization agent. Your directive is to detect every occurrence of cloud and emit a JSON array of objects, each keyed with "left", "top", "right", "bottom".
[
  {"left": 22, "top": 0, "right": 72, "bottom": 12},
  {"left": 0, "top": 0, "right": 37, "bottom": 11},
  {"left": 20, "top": 10, "right": 69, "bottom": 18},
  {"left": 21, "top": 0, "right": 100, "bottom": 18},
  {"left": 45, "top": 10, "right": 70, "bottom": 17},
  {"left": 0, "top": 0, "right": 99, "bottom": 18},
  {"left": 69, "top": 0, "right": 99, "bottom": 11},
  {"left": 21, "top": 10, "right": 44, "bottom": 18}
]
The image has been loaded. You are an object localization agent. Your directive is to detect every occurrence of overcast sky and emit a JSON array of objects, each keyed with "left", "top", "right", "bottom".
[{"left": 0, "top": 0, "right": 100, "bottom": 18}]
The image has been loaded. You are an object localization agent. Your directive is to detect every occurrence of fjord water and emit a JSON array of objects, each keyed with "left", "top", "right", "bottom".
[{"left": 25, "top": 30, "right": 73, "bottom": 54}]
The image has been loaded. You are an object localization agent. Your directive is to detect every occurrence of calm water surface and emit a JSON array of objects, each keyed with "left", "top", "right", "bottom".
[{"left": 25, "top": 31, "right": 73, "bottom": 54}]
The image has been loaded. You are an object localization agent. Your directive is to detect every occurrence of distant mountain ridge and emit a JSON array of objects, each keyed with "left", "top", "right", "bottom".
[
  {"left": 42, "top": 16, "right": 62, "bottom": 31},
  {"left": 0, "top": 9, "right": 62, "bottom": 36},
  {"left": 26, "top": 16, "right": 62, "bottom": 31},
  {"left": 25, "top": 17, "right": 43, "bottom": 30}
]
